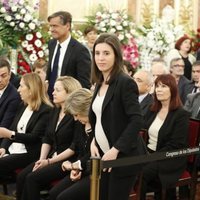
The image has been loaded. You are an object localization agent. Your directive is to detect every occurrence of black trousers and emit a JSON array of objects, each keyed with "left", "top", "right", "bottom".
[
  {"left": 99, "top": 171, "right": 137, "bottom": 200},
  {"left": 0, "top": 153, "right": 31, "bottom": 179},
  {"left": 16, "top": 161, "right": 68, "bottom": 200},
  {"left": 49, "top": 171, "right": 136, "bottom": 200},
  {"left": 140, "top": 162, "right": 176, "bottom": 200},
  {"left": 49, "top": 174, "right": 90, "bottom": 200}
]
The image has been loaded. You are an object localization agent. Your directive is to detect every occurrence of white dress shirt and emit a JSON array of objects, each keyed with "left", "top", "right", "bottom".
[{"left": 51, "top": 35, "right": 71, "bottom": 77}]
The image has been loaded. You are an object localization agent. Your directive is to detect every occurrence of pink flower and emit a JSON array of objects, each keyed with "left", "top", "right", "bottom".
[{"left": 122, "top": 37, "right": 139, "bottom": 69}]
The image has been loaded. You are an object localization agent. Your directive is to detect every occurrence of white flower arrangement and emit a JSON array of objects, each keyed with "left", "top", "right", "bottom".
[
  {"left": 0, "top": 0, "right": 40, "bottom": 33},
  {"left": 0, "top": 0, "right": 50, "bottom": 75},
  {"left": 137, "top": 18, "right": 184, "bottom": 70},
  {"left": 0, "top": 0, "right": 41, "bottom": 48},
  {"left": 88, "top": 6, "right": 135, "bottom": 45},
  {"left": 20, "top": 31, "right": 48, "bottom": 64}
]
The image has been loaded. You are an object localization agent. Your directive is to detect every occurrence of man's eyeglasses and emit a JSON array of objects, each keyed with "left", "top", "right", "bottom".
[{"left": 173, "top": 64, "right": 184, "bottom": 68}]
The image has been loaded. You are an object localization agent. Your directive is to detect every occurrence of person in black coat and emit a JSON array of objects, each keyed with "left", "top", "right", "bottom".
[
  {"left": 89, "top": 33, "right": 144, "bottom": 200},
  {"left": 196, "top": 48, "right": 200, "bottom": 61},
  {"left": 0, "top": 73, "right": 52, "bottom": 179},
  {"left": 184, "top": 92, "right": 200, "bottom": 119},
  {"left": 133, "top": 70, "right": 154, "bottom": 116},
  {"left": 46, "top": 11, "right": 91, "bottom": 98},
  {"left": 49, "top": 88, "right": 93, "bottom": 200},
  {"left": 0, "top": 58, "right": 21, "bottom": 129},
  {"left": 10, "top": 72, "right": 20, "bottom": 88},
  {"left": 140, "top": 74, "right": 190, "bottom": 200},
  {"left": 16, "top": 76, "right": 82, "bottom": 200},
  {"left": 170, "top": 57, "right": 193, "bottom": 104}
]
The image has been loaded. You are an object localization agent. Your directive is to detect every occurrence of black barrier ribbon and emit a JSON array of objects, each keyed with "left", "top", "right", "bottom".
[{"left": 101, "top": 146, "right": 200, "bottom": 169}]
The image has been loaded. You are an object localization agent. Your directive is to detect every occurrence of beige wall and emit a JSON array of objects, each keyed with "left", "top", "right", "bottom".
[
  {"left": 47, "top": 0, "right": 127, "bottom": 23},
  {"left": 39, "top": 0, "right": 199, "bottom": 30}
]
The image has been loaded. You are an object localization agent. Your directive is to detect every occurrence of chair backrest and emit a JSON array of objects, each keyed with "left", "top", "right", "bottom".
[{"left": 188, "top": 118, "right": 200, "bottom": 163}]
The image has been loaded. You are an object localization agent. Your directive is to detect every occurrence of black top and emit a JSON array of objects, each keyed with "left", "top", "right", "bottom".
[
  {"left": 182, "top": 56, "right": 192, "bottom": 80},
  {"left": 1, "top": 103, "right": 52, "bottom": 161},
  {"left": 72, "top": 123, "right": 93, "bottom": 170},
  {"left": 42, "top": 107, "right": 78, "bottom": 159}
]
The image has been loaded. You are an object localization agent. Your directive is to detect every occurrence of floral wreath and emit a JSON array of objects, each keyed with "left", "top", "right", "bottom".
[
  {"left": 0, "top": 0, "right": 49, "bottom": 75},
  {"left": 86, "top": 5, "right": 139, "bottom": 69},
  {"left": 17, "top": 31, "right": 48, "bottom": 75}
]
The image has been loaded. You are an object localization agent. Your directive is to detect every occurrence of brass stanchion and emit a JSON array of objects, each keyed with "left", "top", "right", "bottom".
[{"left": 90, "top": 157, "right": 101, "bottom": 200}]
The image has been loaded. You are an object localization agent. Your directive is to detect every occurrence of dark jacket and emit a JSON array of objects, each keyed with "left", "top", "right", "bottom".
[
  {"left": 1, "top": 103, "right": 52, "bottom": 162},
  {"left": 184, "top": 92, "right": 200, "bottom": 119},
  {"left": 140, "top": 93, "right": 153, "bottom": 116},
  {"left": 42, "top": 107, "right": 77, "bottom": 160},
  {"left": 178, "top": 76, "right": 193, "bottom": 104},
  {"left": 0, "top": 83, "right": 21, "bottom": 128},
  {"left": 46, "top": 37, "right": 91, "bottom": 89},
  {"left": 144, "top": 108, "right": 190, "bottom": 187},
  {"left": 73, "top": 123, "right": 93, "bottom": 171},
  {"left": 89, "top": 72, "right": 144, "bottom": 176}
]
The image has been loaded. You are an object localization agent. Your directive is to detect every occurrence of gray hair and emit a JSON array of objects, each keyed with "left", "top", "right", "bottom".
[{"left": 151, "top": 58, "right": 169, "bottom": 74}]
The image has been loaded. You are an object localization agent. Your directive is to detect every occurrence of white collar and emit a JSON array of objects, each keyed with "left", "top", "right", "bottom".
[
  {"left": 57, "top": 35, "right": 71, "bottom": 49},
  {"left": 0, "top": 85, "right": 8, "bottom": 97},
  {"left": 138, "top": 93, "right": 148, "bottom": 103}
]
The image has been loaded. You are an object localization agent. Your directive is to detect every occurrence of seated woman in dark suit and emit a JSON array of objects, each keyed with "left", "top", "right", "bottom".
[
  {"left": 140, "top": 74, "right": 190, "bottom": 200},
  {"left": 49, "top": 88, "right": 93, "bottom": 200},
  {"left": 16, "top": 76, "right": 82, "bottom": 200},
  {"left": 0, "top": 72, "right": 52, "bottom": 178}
]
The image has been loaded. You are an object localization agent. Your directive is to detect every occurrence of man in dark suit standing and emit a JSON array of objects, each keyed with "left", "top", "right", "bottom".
[
  {"left": 133, "top": 70, "right": 154, "bottom": 116},
  {"left": 0, "top": 58, "right": 21, "bottom": 129},
  {"left": 46, "top": 11, "right": 91, "bottom": 98}
]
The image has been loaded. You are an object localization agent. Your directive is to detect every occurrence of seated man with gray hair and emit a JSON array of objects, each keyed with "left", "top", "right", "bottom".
[
  {"left": 133, "top": 70, "right": 154, "bottom": 116},
  {"left": 150, "top": 58, "right": 169, "bottom": 93}
]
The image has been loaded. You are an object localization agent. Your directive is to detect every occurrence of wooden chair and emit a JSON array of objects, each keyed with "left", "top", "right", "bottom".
[{"left": 162, "top": 118, "right": 200, "bottom": 200}]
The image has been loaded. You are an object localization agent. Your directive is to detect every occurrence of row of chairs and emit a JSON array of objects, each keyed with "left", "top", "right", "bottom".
[
  {"left": 130, "top": 118, "right": 200, "bottom": 200},
  {"left": 0, "top": 118, "right": 200, "bottom": 199}
]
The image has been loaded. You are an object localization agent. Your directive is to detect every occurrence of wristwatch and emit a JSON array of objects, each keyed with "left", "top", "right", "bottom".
[{"left": 10, "top": 131, "right": 15, "bottom": 139}]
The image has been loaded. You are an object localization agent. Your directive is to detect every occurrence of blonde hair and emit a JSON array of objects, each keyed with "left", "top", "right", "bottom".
[
  {"left": 65, "top": 88, "right": 92, "bottom": 116},
  {"left": 56, "top": 76, "right": 82, "bottom": 95},
  {"left": 22, "top": 73, "right": 53, "bottom": 111}
]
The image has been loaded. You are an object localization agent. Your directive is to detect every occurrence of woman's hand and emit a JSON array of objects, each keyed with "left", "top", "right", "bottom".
[
  {"left": 62, "top": 160, "right": 72, "bottom": 171},
  {"left": 101, "top": 147, "right": 119, "bottom": 172},
  {"left": 32, "top": 159, "right": 48, "bottom": 171},
  {"left": 70, "top": 169, "right": 82, "bottom": 181},
  {"left": 0, "top": 128, "right": 12, "bottom": 138},
  {"left": 90, "top": 138, "right": 100, "bottom": 157},
  {"left": 0, "top": 148, "right": 6, "bottom": 157}
]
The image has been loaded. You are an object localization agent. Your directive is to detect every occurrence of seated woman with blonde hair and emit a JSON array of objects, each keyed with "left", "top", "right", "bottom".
[
  {"left": 49, "top": 88, "right": 93, "bottom": 200},
  {"left": 0, "top": 72, "right": 53, "bottom": 179},
  {"left": 16, "top": 76, "right": 82, "bottom": 200}
]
